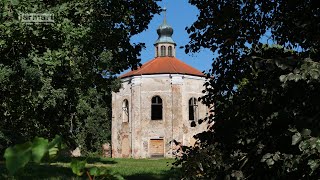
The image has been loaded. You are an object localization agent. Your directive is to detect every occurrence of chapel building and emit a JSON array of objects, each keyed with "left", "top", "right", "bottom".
[{"left": 112, "top": 12, "right": 207, "bottom": 158}]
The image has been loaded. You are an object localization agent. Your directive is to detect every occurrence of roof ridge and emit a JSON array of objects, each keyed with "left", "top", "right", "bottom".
[{"left": 168, "top": 57, "right": 178, "bottom": 73}]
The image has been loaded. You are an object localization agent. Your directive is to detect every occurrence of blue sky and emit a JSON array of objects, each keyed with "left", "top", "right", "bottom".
[{"left": 127, "top": 0, "right": 214, "bottom": 74}]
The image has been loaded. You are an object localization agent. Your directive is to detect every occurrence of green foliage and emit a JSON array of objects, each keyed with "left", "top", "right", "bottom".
[
  {"left": 3, "top": 136, "right": 124, "bottom": 179},
  {"left": 176, "top": 45, "right": 320, "bottom": 179},
  {"left": 70, "top": 159, "right": 124, "bottom": 179},
  {"left": 4, "top": 141, "right": 32, "bottom": 175},
  {"left": 32, "top": 137, "right": 50, "bottom": 163},
  {"left": 259, "top": 128, "right": 320, "bottom": 176},
  {"left": 89, "top": 167, "right": 108, "bottom": 177},
  {"left": 175, "top": 0, "right": 320, "bottom": 179},
  {"left": 4, "top": 135, "right": 62, "bottom": 175},
  {"left": 0, "top": 0, "right": 160, "bottom": 154},
  {"left": 70, "top": 159, "right": 86, "bottom": 176}
]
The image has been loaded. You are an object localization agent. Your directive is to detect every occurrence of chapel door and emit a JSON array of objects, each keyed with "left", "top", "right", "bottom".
[{"left": 149, "top": 139, "right": 164, "bottom": 157}]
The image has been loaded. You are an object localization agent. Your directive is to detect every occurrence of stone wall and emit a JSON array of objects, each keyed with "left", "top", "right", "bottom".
[{"left": 112, "top": 74, "right": 208, "bottom": 158}]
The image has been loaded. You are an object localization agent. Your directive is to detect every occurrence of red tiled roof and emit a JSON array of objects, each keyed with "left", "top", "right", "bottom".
[{"left": 120, "top": 57, "right": 204, "bottom": 78}]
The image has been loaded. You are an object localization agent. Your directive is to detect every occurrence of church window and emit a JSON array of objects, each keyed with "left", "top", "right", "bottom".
[
  {"left": 122, "top": 99, "right": 129, "bottom": 122},
  {"left": 160, "top": 46, "right": 166, "bottom": 56},
  {"left": 189, "top": 97, "right": 198, "bottom": 121},
  {"left": 151, "top": 96, "right": 163, "bottom": 120},
  {"left": 168, "top": 46, "right": 173, "bottom": 56}
]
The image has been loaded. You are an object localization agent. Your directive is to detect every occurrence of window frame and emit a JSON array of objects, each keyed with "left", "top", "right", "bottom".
[
  {"left": 168, "top": 46, "right": 173, "bottom": 56},
  {"left": 160, "top": 45, "right": 166, "bottom": 56},
  {"left": 122, "top": 99, "right": 129, "bottom": 122},
  {"left": 189, "top": 97, "right": 198, "bottom": 121},
  {"left": 151, "top": 96, "right": 163, "bottom": 120}
]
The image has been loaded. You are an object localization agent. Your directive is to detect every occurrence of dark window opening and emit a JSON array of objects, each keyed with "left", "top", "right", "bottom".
[
  {"left": 189, "top": 97, "right": 197, "bottom": 121},
  {"left": 151, "top": 96, "right": 163, "bottom": 120},
  {"left": 168, "top": 46, "right": 173, "bottom": 56},
  {"left": 160, "top": 46, "right": 166, "bottom": 56}
]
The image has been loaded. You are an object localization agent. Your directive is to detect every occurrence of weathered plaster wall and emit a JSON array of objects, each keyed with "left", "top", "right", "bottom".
[{"left": 112, "top": 74, "right": 208, "bottom": 158}]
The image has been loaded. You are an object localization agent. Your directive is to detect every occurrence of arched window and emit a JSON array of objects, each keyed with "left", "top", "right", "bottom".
[
  {"left": 189, "top": 97, "right": 198, "bottom": 121},
  {"left": 151, "top": 96, "right": 163, "bottom": 120},
  {"left": 122, "top": 99, "right": 129, "bottom": 122},
  {"left": 160, "top": 46, "right": 166, "bottom": 56},
  {"left": 168, "top": 46, "right": 172, "bottom": 56}
]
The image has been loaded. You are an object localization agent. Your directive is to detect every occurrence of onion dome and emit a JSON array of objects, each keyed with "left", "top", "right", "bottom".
[{"left": 154, "top": 8, "right": 176, "bottom": 45}]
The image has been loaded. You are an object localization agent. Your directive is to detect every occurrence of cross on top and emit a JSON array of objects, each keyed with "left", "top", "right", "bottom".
[
  {"left": 162, "top": 7, "right": 167, "bottom": 13},
  {"left": 162, "top": 7, "right": 167, "bottom": 23}
]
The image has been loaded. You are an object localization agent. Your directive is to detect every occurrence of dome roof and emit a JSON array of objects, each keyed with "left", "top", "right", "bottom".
[
  {"left": 120, "top": 57, "right": 204, "bottom": 78},
  {"left": 154, "top": 9, "right": 175, "bottom": 45},
  {"left": 155, "top": 21, "right": 175, "bottom": 45},
  {"left": 157, "top": 23, "right": 173, "bottom": 37}
]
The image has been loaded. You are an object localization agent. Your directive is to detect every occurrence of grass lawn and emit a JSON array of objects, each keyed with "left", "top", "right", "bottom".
[{"left": 0, "top": 157, "right": 179, "bottom": 180}]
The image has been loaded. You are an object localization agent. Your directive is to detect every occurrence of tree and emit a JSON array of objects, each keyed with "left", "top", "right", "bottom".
[
  {"left": 175, "top": 0, "right": 320, "bottom": 179},
  {"left": 0, "top": 0, "right": 160, "bottom": 154}
]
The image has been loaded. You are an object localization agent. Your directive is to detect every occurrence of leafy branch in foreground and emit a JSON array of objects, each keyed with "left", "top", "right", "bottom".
[
  {"left": 260, "top": 128, "right": 320, "bottom": 176},
  {"left": 3, "top": 136, "right": 123, "bottom": 179},
  {"left": 4, "top": 135, "right": 63, "bottom": 175}
]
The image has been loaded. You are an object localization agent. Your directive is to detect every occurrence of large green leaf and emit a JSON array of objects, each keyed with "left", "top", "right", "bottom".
[
  {"left": 4, "top": 141, "right": 32, "bottom": 175},
  {"left": 31, "top": 137, "right": 49, "bottom": 163},
  {"left": 48, "top": 145, "right": 59, "bottom": 159},
  {"left": 47, "top": 135, "right": 62, "bottom": 159},
  {"left": 48, "top": 135, "right": 62, "bottom": 149}
]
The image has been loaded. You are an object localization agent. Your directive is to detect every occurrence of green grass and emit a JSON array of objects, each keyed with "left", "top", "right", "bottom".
[
  {"left": 0, "top": 157, "right": 179, "bottom": 180},
  {"left": 108, "top": 158, "right": 177, "bottom": 179}
]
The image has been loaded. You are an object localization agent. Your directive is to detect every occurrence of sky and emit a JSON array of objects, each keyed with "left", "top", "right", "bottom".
[{"left": 126, "top": 0, "right": 214, "bottom": 74}]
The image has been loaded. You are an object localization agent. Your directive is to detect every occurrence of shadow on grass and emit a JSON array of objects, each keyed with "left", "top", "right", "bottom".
[
  {"left": 0, "top": 157, "right": 116, "bottom": 180},
  {"left": 0, "top": 163, "right": 84, "bottom": 180},
  {"left": 0, "top": 164, "right": 180, "bottom": 180},
  {"left": 124, "top": 168, "right": 181, "bottom": 180},
  {"left": 0, "top": 159, "right": 180, "bottom": 180},
  {"left": 53, "top": 156, "right": 117, "bottom": 165}
]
